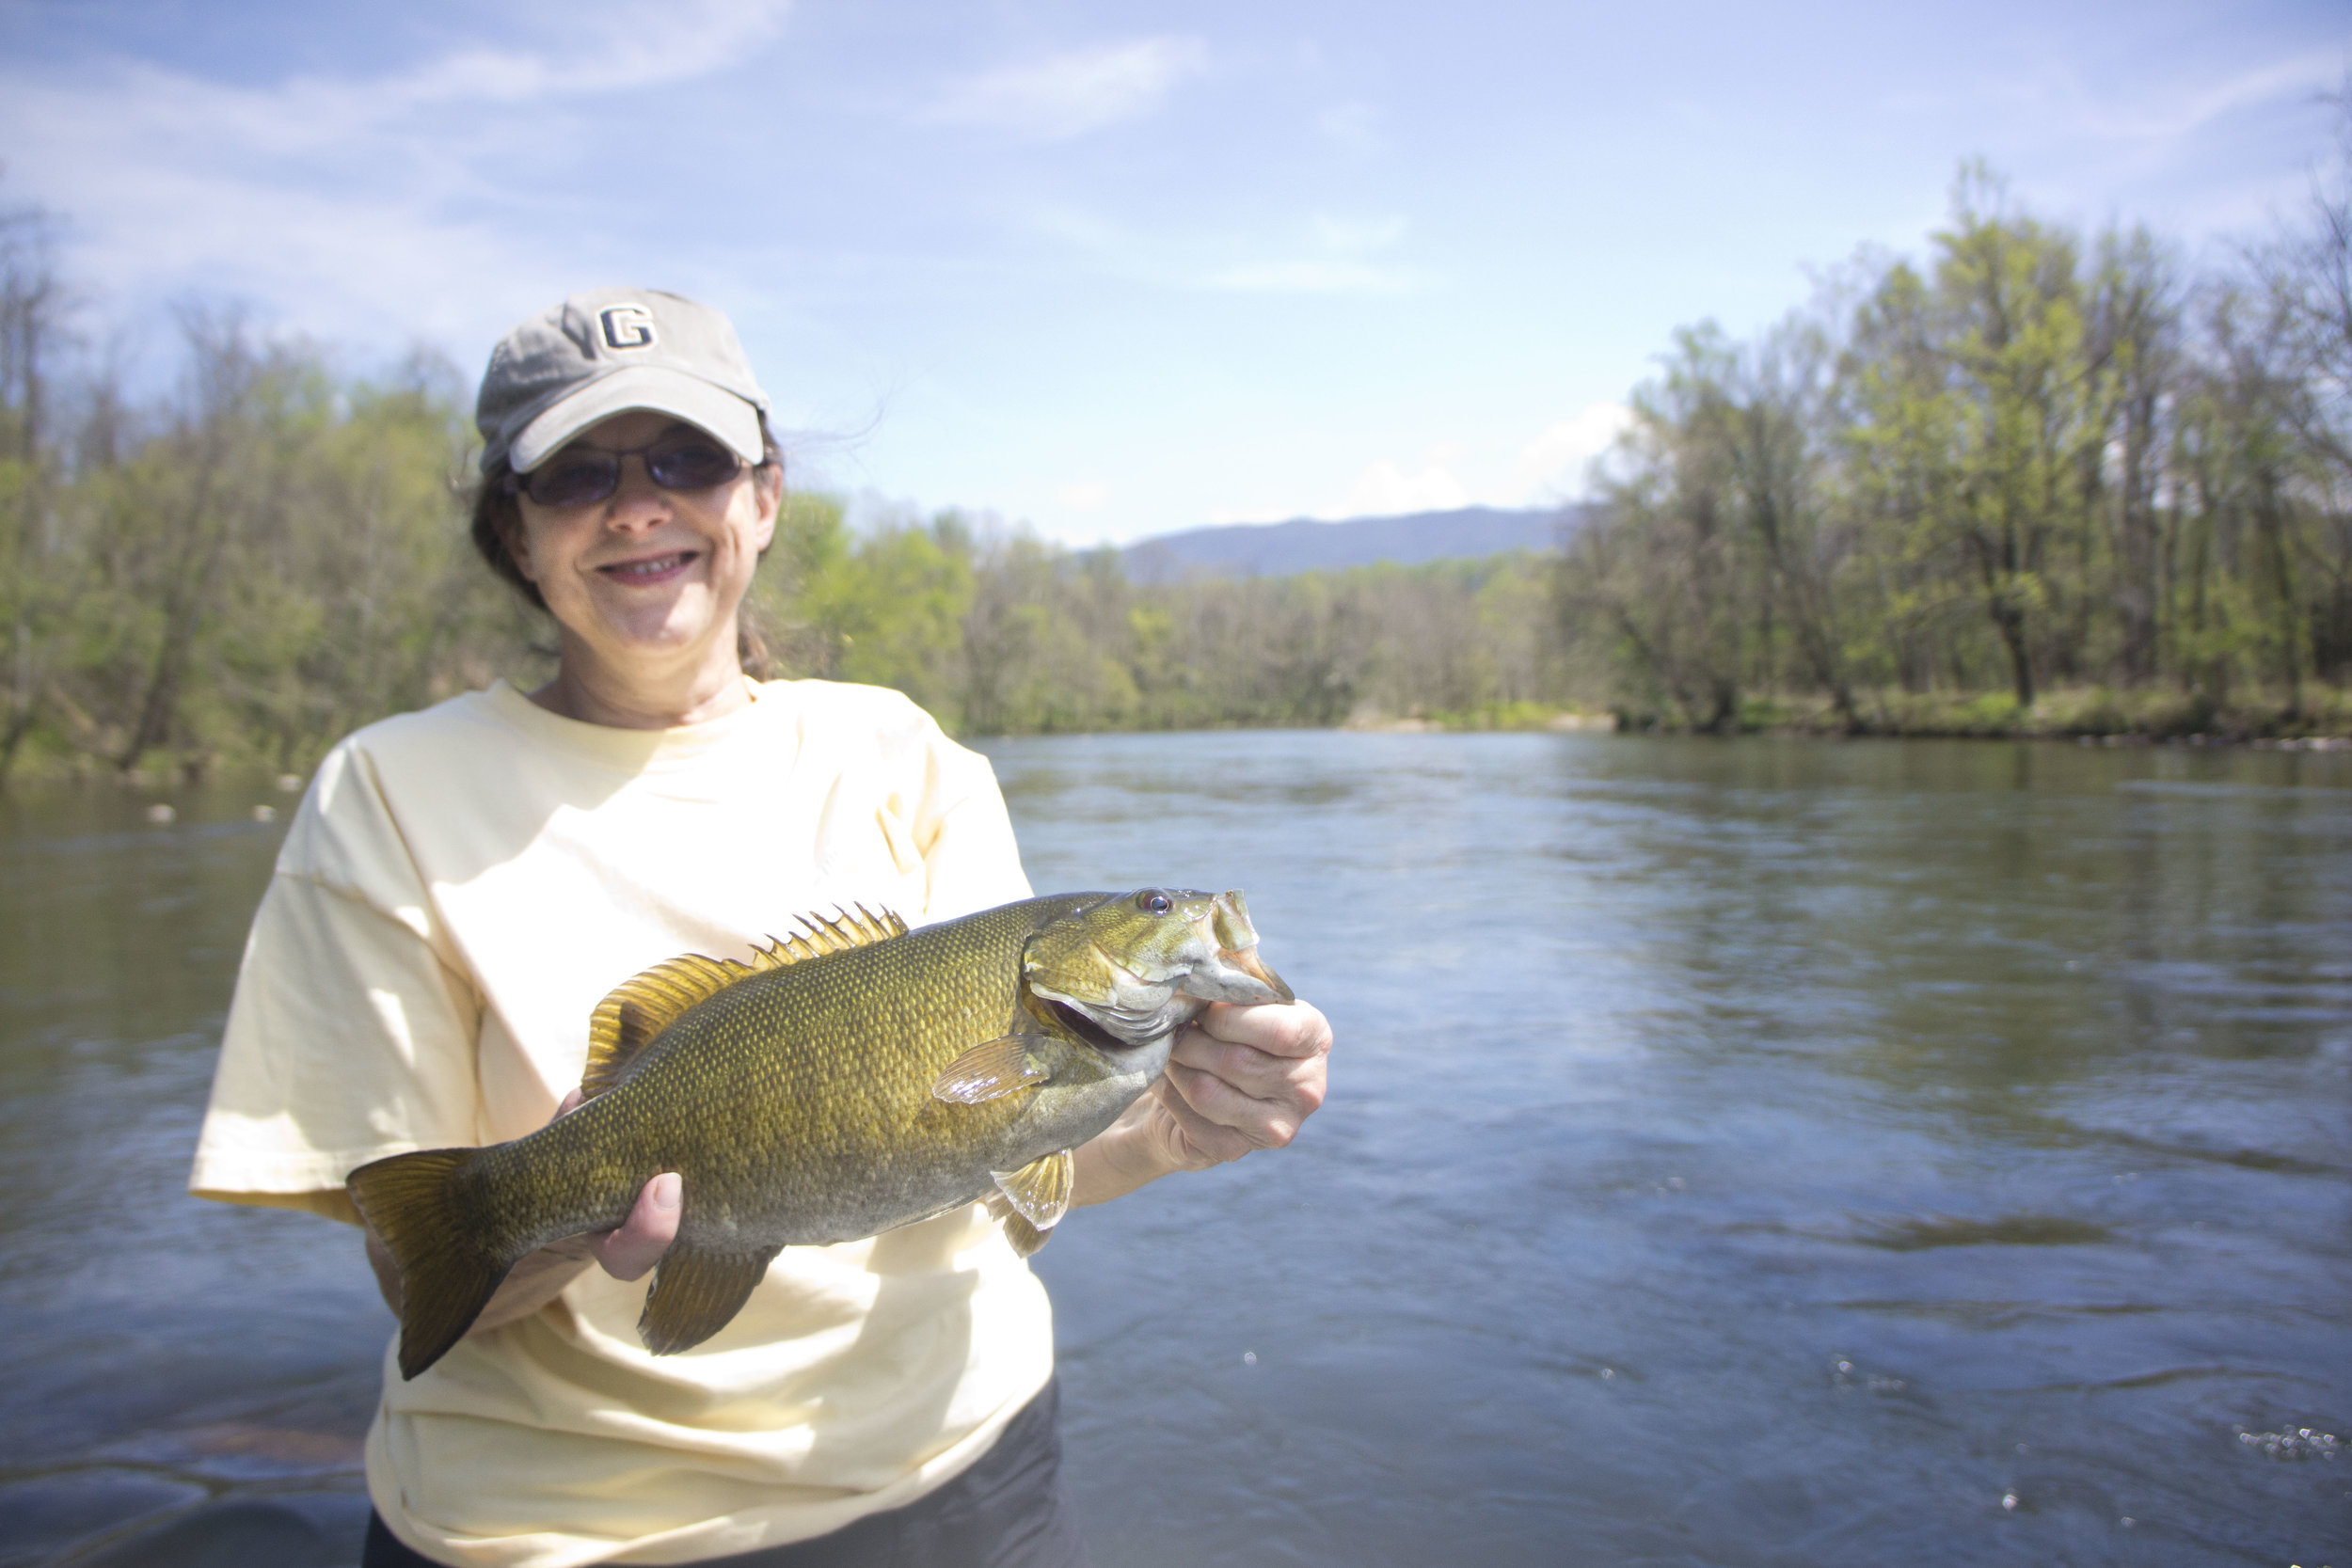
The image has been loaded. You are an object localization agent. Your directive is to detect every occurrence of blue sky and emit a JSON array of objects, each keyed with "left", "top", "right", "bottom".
[{"left": 0, "top": 0, "right": 2344, "bottom": 544}]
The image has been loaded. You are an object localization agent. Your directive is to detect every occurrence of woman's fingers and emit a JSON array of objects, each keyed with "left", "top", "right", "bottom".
[
  {"left": 1154, "top": 998, "right": 1332, "bottom": 1164},
  {"left": 1191, "top": 999, "right": 1332, "bottom": 1061},
  {"left": 590, "top": 1172, "right": 681, "bottom": 1282},
  {"left": 539, "top": 1096, "right": 677, "bottom": 1282}
]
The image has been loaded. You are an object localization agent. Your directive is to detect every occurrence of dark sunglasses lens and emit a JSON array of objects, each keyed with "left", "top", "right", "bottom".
[
  {"left": 645, "top": 440, "right": 742, "bottom": 490},
  {"left": 524, "top": 456, "right": 619, "bottom": 508}
]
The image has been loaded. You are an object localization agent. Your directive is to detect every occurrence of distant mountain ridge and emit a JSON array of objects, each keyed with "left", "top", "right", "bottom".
[{"left": 1120, "top": 504, "right": 1588, "bottom": 583}]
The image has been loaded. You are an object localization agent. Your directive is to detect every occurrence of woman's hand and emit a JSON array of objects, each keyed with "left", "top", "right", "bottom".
[
  {"left": 1073, "top": 997, "right": 1332, "bottom": 1206},
  {"left": 360, "top": 1091, "right": 683, "bottom": 1338},
  {"left": 545, "top": 1088, "right": 682, "bottom": 1283}
]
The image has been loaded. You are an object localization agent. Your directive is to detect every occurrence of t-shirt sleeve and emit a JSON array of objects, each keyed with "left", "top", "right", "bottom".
[
  {"left": 906, "top": 715, "right": 1033, "bottom": 922},
  {"left": 188, "top": 744, "right": 485, "bottom": 1226}
]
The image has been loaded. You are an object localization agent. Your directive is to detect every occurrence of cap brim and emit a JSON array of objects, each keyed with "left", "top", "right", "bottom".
[{"left": 510, "top": 366, "right": 765, "bottom": 471}]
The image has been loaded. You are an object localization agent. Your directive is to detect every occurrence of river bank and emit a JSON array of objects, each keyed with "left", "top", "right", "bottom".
[
  {"left": 4, "top": 685, "right": 2347, "bottom": 792},
  {"left": 1353, "top": 686, "right": 2352, "bottom": 746}
]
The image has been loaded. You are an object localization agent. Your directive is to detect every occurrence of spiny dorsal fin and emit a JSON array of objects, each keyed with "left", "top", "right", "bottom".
[
  {"left": 580, "top": 905, "right": 909, "bottom": 1099},
  {"left": 739, "top": 903, "right": 910, "bottom": 973}
]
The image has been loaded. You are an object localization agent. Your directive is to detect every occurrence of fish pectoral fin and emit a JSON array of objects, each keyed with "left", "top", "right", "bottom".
[
  {"left": 990, "top": 1149, "right": 1074, "bottom": 1234},
  {"left": 931, "top": 1036, "right": 1052, "bottom": 1104},
  {"left": 638, "top": 1243, "right": 781, "bottom": 1356}
]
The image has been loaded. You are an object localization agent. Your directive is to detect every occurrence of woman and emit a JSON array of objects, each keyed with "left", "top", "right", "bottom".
[{"left": 189, "top": 288, "right": 1331, "bottom": 1567}]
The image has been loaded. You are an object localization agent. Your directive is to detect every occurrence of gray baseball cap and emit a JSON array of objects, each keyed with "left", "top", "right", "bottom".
[{"left": 474, "top": 287, "right": 770, "bottom": 474}]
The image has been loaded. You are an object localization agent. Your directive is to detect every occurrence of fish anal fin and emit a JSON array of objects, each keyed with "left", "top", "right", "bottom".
[
  {"left": 932, "top": 1036, "right": 1051, "bottom": 1104},
  {"left": 638, "top": 1243, "right": 782, "bottom": 1355},
  {"left": 1000, "top": 1212, "right": 1051, "bottom": 1257},
  {"left": 991, "top": 1149, "right": 1073, "bottom": 1234}
]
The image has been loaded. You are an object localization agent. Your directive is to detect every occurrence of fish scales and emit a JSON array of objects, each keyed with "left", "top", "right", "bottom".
[{"left": 347, "top": 888, "right": 1292, "bottom": 1378}]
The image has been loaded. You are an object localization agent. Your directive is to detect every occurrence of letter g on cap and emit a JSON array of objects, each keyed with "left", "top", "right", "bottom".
[{"left": 599, "top": 304, "right": 657, "bottom": 350}]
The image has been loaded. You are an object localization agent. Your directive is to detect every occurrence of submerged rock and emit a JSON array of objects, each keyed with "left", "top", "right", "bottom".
[{"left": 75, "top": 1493, "right": 367, "bottom": 1568}]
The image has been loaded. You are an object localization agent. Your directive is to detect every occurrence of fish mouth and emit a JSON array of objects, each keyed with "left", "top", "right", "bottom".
[
  {"left": 1218, "top": 945, "right": 1293, "bottom": 1002},
  {"left": 1174, "top": 943, "right": 1293, "bottom": 1006},
  {"left": 1047, "top": 999, "right": 1139, "bottom": 1053}
]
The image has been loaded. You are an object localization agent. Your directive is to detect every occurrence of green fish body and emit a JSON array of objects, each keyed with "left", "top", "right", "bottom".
[{"left": 347, "top": 888, "right": 1290, "bottom": 1378}]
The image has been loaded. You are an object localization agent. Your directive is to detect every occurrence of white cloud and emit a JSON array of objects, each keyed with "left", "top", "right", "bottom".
[
  {"left": 1207, "top": 424, "right": 1614, "bottom": 528},
  {"left": 927, "top": 37, "right": 1208, "bottom": 141},
  {"left": 0, "top": 0, "right": 794, "bottom": 354},
  {"left": 394, "top": 0, "right": 794, "bottom": 103},
  {"left": 1510, "top": 404, "right": 1632, "bottom": 502},
  {"left": 1334, "top": 459, "right": 1470, "bottom": 517},
  {"left": 1057, "top": 481, "right": 1110, "bottom": 511},
  {"left": 1205, "top": 209, "right": 1417, "bottom": 293}
]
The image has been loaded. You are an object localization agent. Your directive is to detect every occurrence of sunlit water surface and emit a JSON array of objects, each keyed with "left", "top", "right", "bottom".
[{"left": 1, "top": 733, "right": 2345, "bottom": 1566}]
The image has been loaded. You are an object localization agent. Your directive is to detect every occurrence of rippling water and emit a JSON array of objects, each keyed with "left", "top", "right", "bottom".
[{"left": 2, "top": 733, "right": 2346, "bottom": 1566}]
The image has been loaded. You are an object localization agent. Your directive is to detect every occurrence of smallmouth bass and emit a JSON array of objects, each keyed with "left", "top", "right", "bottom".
[{"left": 347, "top": 888, "right": 1291, "bottom": 1379}]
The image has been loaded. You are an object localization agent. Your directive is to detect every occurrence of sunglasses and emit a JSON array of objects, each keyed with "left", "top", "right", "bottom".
[{"left": 505, "top": 434, "right": 754, "bottom": 509}]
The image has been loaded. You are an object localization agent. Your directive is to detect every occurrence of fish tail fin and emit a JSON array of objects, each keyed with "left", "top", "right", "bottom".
[{"left": 346, "top": 1148, "right": 513, "bottom": 1381}]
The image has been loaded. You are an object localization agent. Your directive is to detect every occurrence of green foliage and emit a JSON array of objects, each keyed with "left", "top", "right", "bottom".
[
  {"left": 0, "top": 309, "right": 543, "bottom": 780},
  {"left": 1562, "top": 159, "right": 2352, "bottom": 733},
  {"left": 8, "top": 148, "right": 2350, "bottom": 777}
]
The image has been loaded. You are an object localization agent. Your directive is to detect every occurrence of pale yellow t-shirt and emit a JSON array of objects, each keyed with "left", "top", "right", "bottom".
[{"left": 189, "top": 678, "right": 1052, "bottom": 1568}]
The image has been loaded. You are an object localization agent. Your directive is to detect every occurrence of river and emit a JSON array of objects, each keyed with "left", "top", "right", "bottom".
[{"left": 1, "top": 731, "right": 2345, "bottom": 1566}]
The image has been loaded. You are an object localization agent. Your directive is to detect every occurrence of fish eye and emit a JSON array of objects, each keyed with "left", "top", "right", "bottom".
[{"left": 1139, "top": 891, "right": 1172, "bottom": 916}]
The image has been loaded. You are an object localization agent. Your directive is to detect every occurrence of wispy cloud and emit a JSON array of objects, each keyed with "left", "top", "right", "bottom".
[
  {"left": 1202, "top": 207, "right": 1418, "bottom": 293},
  {"left": 2073, "top": 48, "right": 2344, "bottom": 143},
  {"left": 1888, "top": 44, "right": 2345, "bottom": 151},
  {"left": 927, "top": 37, "right": 1209, "bottom": 141},
  {"left": 0, "top": 0, "right": 794, "bottom": 350},
  {"left": 387, "top": 0, "right": 794, "bottom": 103},
  {"left": 1315, "top": 102, "right": 1382, "bottom": 152}
]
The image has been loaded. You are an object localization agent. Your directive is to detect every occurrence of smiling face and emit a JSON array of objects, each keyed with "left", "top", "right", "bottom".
[{"left": 501, "top": 408, "right": 782, "bottom": 693}]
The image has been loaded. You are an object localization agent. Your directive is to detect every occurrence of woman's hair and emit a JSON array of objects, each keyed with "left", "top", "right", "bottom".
[{"left": 468, "top": 414, "right": 785, "bottom": 673}]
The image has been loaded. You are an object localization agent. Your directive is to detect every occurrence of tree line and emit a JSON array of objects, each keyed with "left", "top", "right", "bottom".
[
  {"left": 6, "top": 149, "right": 2351, "bottom": 784},
  {"left": 1567, "top": 162, "right": 2352, "bottom": 736}
]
